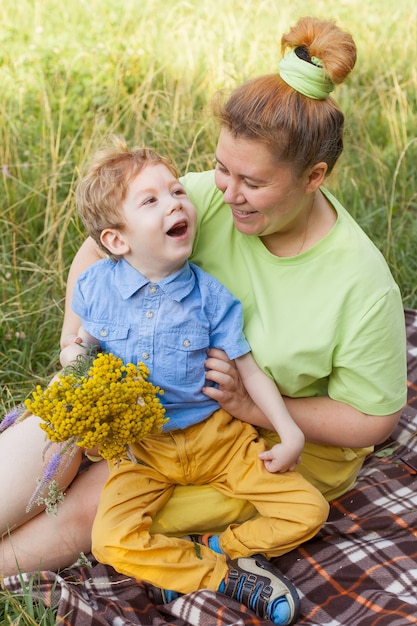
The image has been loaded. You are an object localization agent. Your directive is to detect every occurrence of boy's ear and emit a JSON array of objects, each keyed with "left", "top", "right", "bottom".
[
  {"left": 305, "top": 162, "right": 328, "bottom": 192},
  {"left": 100, "top": 229, "right": 130, "bottom": 256}
]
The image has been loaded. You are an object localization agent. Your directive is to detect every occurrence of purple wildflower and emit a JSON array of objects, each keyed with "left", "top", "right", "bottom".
[
  {"left": 0, "top": 405, "right": 26, "bottom": 433},
  {"left": 26, "top": 439, "right": 79, "bottom": 514},
  {"left": 26, "top": 450, "right": 64, "bottom": 513}
]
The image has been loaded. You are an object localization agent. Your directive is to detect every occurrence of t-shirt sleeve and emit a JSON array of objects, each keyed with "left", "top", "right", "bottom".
[{"left": 329, "top": 285, "right": 407, "bottom": 415}]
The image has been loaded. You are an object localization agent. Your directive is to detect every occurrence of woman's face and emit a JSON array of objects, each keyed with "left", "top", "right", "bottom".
[{"left": 214, "top": 127, "right": 310, "bottom": 237}]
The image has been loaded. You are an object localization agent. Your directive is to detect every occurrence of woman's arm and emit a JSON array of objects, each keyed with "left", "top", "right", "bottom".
[
  {"left": 60, "top": 237, "right": 105, "bottom": 350},
  {"left": 283, "top": 396, "right": 402, "bottom": 448},
  {"left": 204, "top": 348, "right": 403, "bottom": 448}
]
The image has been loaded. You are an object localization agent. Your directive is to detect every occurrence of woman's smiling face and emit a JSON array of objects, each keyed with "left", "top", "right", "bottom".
[{"left": 214, "top": 127, "right": 310, "bottom": 238}]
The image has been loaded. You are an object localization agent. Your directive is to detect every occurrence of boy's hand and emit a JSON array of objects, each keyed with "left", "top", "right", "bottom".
[
  {"left": 83, "top": 445, "right": 102, "bottom": 462},
  {"left": 258, "top": 443, "right": 302, "bottom": 473},
  {"left": 60, "top": 336, "right": 86, "bottom": 368}
]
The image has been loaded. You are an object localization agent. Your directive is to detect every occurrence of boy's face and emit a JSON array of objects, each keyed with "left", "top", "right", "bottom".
[{"left": 118, "top": 163, "right": 197, "bottom": 281}]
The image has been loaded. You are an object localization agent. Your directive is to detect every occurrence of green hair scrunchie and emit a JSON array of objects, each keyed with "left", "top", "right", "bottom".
[{"left": 279, "top": 48, "right": 335, "bottom": 100}]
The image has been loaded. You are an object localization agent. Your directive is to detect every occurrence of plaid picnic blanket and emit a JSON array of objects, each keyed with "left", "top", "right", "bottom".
[{"left": 4, "top": 309, "right": 417, "bottom": 625}]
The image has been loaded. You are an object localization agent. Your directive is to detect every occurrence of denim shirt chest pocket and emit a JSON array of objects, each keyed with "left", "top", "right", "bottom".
[
  {"left": 161, "top": 326, "right": 210, "bottom": 387},
  {"left": 85, "top": 320, "right": 130, "bottom": 363}
]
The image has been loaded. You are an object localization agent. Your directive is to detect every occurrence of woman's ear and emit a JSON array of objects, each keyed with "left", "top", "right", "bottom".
[
  {"left": 305, "top": 162, "right": 328, "bottom": 192},
  {"left": 100, "top": 229, "right": 130, "bottom": 256}
]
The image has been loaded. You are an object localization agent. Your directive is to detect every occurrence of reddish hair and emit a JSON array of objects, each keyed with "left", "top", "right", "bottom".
[{"left": 214, "top": 17, "right": 357, "bottom": 176}]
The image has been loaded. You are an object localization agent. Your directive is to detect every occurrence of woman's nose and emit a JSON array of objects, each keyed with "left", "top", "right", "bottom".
[{"left": 222, "top": 181, "right": 244, "bottom": 204}]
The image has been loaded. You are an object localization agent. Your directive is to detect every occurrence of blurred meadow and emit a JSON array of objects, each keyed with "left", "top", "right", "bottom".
[
  {"left": 0, "top": 0, "right": 416, "bottom": 620},
  {"left": 1, "top": 0, "right": 416, "bottom": 408}
]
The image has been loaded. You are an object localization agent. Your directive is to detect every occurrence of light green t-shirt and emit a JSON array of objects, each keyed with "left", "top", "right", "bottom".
[{"left": 178, "top": 169, "right": 407, "bottom": 501}]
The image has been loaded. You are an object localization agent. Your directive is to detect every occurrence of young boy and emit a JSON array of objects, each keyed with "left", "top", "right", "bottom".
[{"left": 62, "top": 135, "right": 328, "bottom": 626}]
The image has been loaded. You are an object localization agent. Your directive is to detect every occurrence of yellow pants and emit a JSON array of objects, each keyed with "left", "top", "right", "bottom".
[{"left": 92, "top": 409, "right": 329, "bottom": 594}]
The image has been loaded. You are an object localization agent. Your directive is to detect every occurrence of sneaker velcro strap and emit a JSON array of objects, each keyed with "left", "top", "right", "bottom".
[
  {"left": 224, "top": 567, "right": 272, "bottom": 617},
  {"left": 224, "top": 554, "right": 301, "bottom": 625}
]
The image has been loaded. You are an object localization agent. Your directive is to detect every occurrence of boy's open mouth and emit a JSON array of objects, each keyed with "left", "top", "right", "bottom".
[{"left": 167, "top": 220, "right": 188, "bottom": 237}]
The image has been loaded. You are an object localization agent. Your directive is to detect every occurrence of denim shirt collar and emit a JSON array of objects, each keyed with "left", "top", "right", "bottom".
[{"left": 114, "top": 258, "right": 196, "bottom": 302}]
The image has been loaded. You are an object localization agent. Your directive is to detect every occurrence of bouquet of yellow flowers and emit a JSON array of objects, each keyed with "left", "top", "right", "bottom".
[
  {"left": 1, "top": 352, "right": 168, "bottom": 514},
  {"left": 25, "top": 352, "right": 168, "bottom": 459}
]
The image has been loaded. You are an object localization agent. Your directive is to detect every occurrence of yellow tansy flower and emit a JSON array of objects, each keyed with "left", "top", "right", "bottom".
[{"left": 24, "top": 352, "right": 168, "bottom": 461}]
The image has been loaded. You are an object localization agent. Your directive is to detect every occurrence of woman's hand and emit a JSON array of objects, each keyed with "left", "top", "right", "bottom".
[{"left": 203, "top": 348, "right": 259, "bottom": 421}]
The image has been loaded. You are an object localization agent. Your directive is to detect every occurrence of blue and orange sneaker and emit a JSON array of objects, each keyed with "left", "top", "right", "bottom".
[
  {"left": 220, "top": 553, "right": 300, "bottom": 625},
  {"left": 148, "top": 543, "right": 300, "bottom": 624}
]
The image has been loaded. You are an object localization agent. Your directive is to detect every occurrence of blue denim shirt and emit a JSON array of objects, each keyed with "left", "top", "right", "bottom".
[{"left": 72, "top": 259, "right": 250, "bottom": 430}]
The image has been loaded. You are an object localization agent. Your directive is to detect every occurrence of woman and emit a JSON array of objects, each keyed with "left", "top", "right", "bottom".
[{"left": 0, "top": 16, "right": 406, "bottom": 579}]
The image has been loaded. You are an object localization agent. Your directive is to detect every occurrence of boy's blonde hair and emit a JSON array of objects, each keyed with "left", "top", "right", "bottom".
[{"left": 76, "top": 135, "right": 178, "bottom": 254}]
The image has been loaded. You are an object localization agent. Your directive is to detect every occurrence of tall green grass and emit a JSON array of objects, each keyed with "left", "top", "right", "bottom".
[
  {"left": 0, "top": 574, "right": 58, "bottom": 625},
  {"left": 0, "top": 0, "right": 416, "bottom": 619}
]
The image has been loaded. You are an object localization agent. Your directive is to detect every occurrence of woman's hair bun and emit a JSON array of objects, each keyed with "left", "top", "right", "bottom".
[{"left": 281, "top": 17, "right": 357, "bottom": 85}]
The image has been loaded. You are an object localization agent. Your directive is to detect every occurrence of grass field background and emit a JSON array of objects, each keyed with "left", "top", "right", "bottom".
[{"left": 0, "top": 0, "right": 416, "bottom": 618}]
